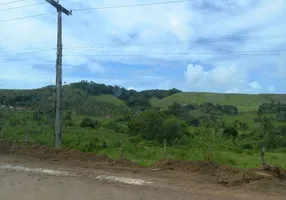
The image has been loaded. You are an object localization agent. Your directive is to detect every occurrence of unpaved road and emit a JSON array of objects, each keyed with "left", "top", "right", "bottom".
[{"left": 0, "top": 155, "right": 285, "bottom": 200}]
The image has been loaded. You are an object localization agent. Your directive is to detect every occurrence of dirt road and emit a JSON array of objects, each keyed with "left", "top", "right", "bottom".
[
  {"left": 0, "top": 155, "right": 284, "bottom": 200},
  {"left": 0, "top": 143, "right": 285, "bottom": 200}
]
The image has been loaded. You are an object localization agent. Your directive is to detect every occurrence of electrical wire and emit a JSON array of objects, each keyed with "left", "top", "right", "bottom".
[
  {"left": 0, "top": 0, "right": 195, "bottom": 23},
  {"left": 3, "top": 34, "right": 286, "bottom": 53},
  {"left": 62, "top": 50, "right": 286, "bottom": 57},
  {"left": 0, "top": 12, "right": 55, "bottom": 22},
  {"left": 0, "top": 0, "right": 28, "bottom": 6},
  {"left": 0, "top": 48, "right": 56, "bottom": 57},
  {"left": 72, "top": 0, "right": 196, "bottom": 11},
  {"left": 63, "top": 35, "right": 286, "bottom": 48},
  {"left": 0, "top": 2, "right": 46, "bottom": 12},
  {"left": 0, "top": 49, "right": 285, "bottom": 61}
]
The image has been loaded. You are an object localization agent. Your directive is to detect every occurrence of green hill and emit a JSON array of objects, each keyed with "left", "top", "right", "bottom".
[
  {"left": 150, "top": 92, "right": 286, "bottom": 112},
  {"left": 1, "top": 81, "right": 286, "bottom": 114},
  {"left": 91, "top": 95, "right": 126, "bottom": 106}
]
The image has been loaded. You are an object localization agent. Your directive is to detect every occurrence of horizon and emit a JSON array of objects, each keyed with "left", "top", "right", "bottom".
[
  {"left": 1, "top": 81, "right": 286, "bottom": 95},
  {"left": 0, "top": 0, "right": 285, "bottom": 94}
]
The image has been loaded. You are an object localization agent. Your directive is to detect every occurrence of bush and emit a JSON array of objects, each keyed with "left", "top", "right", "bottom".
[
  {"left": 80, "top": 118, "right": 100, "bottom": 129},
  {"left": 276, "top": 111, "right": 286, "bottom": 122},
  {"left": 9, "top": 118, "right": 21, "bottom": 127},
  {"left": 103, "top": 120, "right": 125, "bottom": 133},
  {"left": 223, "top": 127, "right": 238, "bottom": 139},
  {"left": 129, "top": 136, "right": 141, "bottom": 143},
  {"left": 241, "top": 143, "right": 253, "bottom": 150}
]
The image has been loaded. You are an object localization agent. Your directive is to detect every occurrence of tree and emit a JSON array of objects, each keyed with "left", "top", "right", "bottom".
[
  {"left": 233, "top": 120, "right": 240, "bottom": 129},
  {"left": 80, "top": 118, "right": 100, "bottom": 129},
  {"left": 167, "top": 102, "right": 182, "bottom": 116},
  {"left": 223, "top": 127, "right": 238, "bottom": 139},
  {"left": 162, "top": 118, "right": 191, "bottom": 144},
  {"left": 255, "top": 111, "right": 275, "bottom": 168},
  {"left": 127, "top": 109, "right": 165, "bottom": 142},
  {"left": 64, "top": 112, "right": 74, "bottom": 126},
  {"left": 239, "top": 122, "right": 249, "bottom": 133},
  {"left": 276, "top": 111, "right": 286, "bottom": 122}
]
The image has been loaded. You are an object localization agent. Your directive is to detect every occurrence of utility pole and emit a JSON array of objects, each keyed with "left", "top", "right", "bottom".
[{"left": 45, "top": 0, "right": 72, "bottom": 148}]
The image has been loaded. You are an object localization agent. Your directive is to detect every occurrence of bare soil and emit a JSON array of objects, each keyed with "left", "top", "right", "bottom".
[{"left": 0, "top": 141, "right": 285, "bottom": 200}]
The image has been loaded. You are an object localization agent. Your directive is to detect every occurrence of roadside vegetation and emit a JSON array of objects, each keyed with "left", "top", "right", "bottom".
[{"left": 0, "top": 81, "right": 286, "bottom": 168}]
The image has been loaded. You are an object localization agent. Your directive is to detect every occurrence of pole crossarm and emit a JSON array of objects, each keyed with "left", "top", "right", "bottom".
[{"left": 45, "top": 0, "right": 72, "bottom": 15}]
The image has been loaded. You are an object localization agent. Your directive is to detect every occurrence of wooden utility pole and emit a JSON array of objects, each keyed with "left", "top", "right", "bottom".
[{"left": 45, "top": 0, "right": 72, "bottom": 148}]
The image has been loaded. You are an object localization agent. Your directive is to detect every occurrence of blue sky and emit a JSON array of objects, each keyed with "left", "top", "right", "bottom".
[{"left": 0, "top": 0, "right": 285, "bottom": 93}]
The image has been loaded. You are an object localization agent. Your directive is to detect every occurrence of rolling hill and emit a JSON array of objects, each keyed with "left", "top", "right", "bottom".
[
  {"left": 1, "top": 81, "right": 286, "bottom": 114},
  {"left": 149, "top": 92, "right": 286, "bottom": 112}
]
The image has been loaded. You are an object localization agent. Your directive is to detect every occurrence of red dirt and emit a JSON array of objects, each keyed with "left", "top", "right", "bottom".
[
  {"left": 1, "top": 141, "right": 285, "bottom": 187},
  {"left": 152, "top": 159, "right": 286, "bottom": 186},
  {"left": 0, "top": 141, "right": 140, "bottom": 168}
]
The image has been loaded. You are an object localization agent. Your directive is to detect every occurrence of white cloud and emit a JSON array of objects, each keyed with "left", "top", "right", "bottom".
[
  {"left": 184, "top": 63, "right": 247, "bottom": 92},
  {"left": 0, "top": 0, "right": 285, "bottom": 93},
  {"left": 248, "top": 81, "right": 262, "bottom": 89},
  {"left": 184, "top": 64, "right": 206, "bottom": 86}
]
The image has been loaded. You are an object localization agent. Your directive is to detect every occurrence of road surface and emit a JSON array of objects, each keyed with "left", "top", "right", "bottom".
[{"left": 0, "top": 155, "right": 285, "bottom": 200}]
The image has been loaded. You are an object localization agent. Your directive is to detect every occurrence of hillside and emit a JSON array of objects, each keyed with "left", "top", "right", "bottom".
[
  {"left": 0, "top": 80, "right": 286, "bottom": 171},
  {"left": 150, "top": 92, "right": 286, "bottom": 112},
  {"left": 1, "top": 81, "right": 286, "bottom": 114},
  {"left": 0, "top": 85, "right": 129, "bottom": 116}
]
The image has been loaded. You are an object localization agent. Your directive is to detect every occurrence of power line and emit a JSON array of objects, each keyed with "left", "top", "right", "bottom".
[
  {"left": 0, "top": 48, "right": 56, "bottom": 57},
  {"left": 63, "top": 35, "right": 286, "bottom": 48},
  {"left": 0, "top": 0, "right": 28, "bottom": 6},
  {"left": 0, "top": 2, "right": 46, "bottom": 12},
  {"left": 0, "top": 12, "right": 55, "bottom": 22},
  {"left": 1, "top": 49, "right": 285, "bottom": 60},
  {"left": 73, "top": 0, "right": 196, "bottom": 11},
  {"left": 0, "top": 0, "right": 195, "bottom": 22},
  {"left": 62, "top": 50, "right": 286, "bottom": 57},
  {"left": 3, "top": 34, "right": 286, "bottom": 52},
  {"left": 0, "top": 50, "right": 284, "bottom": 62}
]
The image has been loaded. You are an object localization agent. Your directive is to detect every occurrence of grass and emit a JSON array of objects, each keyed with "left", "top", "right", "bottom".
[
  {"left": 149, "top": 92, "right": 286, "bottom": 112},
  {"left": 2, "top": 120, "right": 286, "bottom": 169},
  {"left": 1, "top": 102, "right": 286, "bottom": 169},
  {"left": 93, "top": 95, "right": 126, "bottom": 106}
]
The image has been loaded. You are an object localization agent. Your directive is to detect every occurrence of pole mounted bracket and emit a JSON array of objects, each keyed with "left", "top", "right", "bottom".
[{"left": 45, "top": 0, "right": 72, "bottom": 16}]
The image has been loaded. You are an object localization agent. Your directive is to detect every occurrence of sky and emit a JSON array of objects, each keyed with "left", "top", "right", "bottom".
[{"left": 0, "top": 0, "right": 285, "bottom": 94}]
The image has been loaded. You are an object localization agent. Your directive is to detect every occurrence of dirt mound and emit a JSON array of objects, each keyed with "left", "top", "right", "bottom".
[
  {"left": 153, "top": 160, "right": 239, "bottom": 175},
  {"left": 0, "top": 141, "right": 140, "bottom": 168},
  {"left": 153, "top": 159, "right": 286, "bottom": 186},
  {"left": 1, "top": 142, "right": 285, "bottom": 187}
]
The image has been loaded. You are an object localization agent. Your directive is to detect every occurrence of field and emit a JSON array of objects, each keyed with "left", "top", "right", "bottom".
[
  {"left": 149, "top": 92, "right": 286, "bottom": 111},
  {"left": 0, "top": 82, "right": 286, "bottom": 170},
  {"left": 1, "top": 108, "right": 286, "bottom": 169},
  {"left": 1, "top": 85, "right": 286, "bottom": 199}
]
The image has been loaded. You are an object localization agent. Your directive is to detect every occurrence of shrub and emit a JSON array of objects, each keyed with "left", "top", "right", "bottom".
[
  {"left": 80, "top": 118, "right": 100, "bottom": 129},
  {"left": 241, "top": 143, "right": 253, "bottom": 150},
  {"left": 223, "top": 127, "right": 238, "bottom": 139},
  {"left": 9, "top": 118, "right": 21, "bottom": 127}
]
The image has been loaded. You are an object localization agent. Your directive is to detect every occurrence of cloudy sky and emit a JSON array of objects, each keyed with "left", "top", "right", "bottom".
[{"left": 0, "top": 0, "right": 285, "bottom": 93}]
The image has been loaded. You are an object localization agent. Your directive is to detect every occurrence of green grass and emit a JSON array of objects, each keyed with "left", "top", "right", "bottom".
[
  {"left": 93, "top": 95, "right": 126, "bottom": 106},
  {"left": 1, "top": 106, "right": 286, "bottom": 169},
  {"left": 150, "top": 92, "right": 286, "bottom": 112},
  {"left": 2, "top": 121, "right": 286, "bottom": 169}
]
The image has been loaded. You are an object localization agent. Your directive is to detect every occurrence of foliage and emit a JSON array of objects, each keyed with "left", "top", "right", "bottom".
[
  {"left": 223, "top": 127, "right": 238, "bottom": 139},
  {"left": 128, "top": 109, "right": 166, "bottom": 141},
  {"left": 276, "top": 111, "right": 286, "bottom": 122},
  {"left": 258, "top": 103, "right": 286, "bottom": 114},
  {"left": 0, "top": 81, "right": 286, "bottom": 169},
  {"left": 80, "top": 118, "right": 100, "bottom": 129}
]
